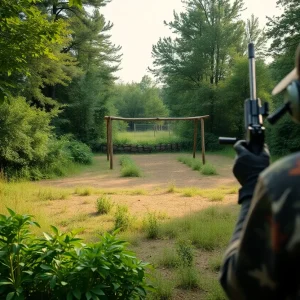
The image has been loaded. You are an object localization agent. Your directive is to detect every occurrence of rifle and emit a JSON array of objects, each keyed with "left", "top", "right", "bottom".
[{"left": 219, "top": 43, "right": 269, "bottom": 154}]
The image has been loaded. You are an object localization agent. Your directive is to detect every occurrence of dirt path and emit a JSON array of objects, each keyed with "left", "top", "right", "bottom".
[{"left": 41, "top": 153, "right": 236, "bottom": 190}]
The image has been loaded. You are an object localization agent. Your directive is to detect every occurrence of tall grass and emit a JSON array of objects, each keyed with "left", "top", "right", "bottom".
[
  {"left": 201, "top": 163, "right": 218, "bottom": 175},
  {"left": 177, "top": 156, "right": 202, "bottom": 171},
  {"left": 114, "top": 131, "right": 185, "bottom": 146},
  {"left": 0, "top": 180, "right": 73, "bottom": 232},
  {"left": 178, "top": 156, "right": 217, "bottom": 175},
  {"left": 160, "top": 206, "right": 238, "bottom": 250},
  {"left": 119, "top": 156, "right": 142, "bottom": 177}
]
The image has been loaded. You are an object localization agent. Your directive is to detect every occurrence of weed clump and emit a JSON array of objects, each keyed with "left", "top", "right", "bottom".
[
  {"left": 143, "top": 212, "right": 160, "bottom": 239},
  {"left": 177, "top": 156, "right": 202, "bottom": 171},
  {"left": 119, "top": 156, "right": 141, "bottom": 177},
  {"left": 156, "top": 247, "right": 179, "bottom": 268},
  {"left": 201, "top": 163, "right": 218, "bottom": 175},
  {"left": 176, "top": 239, "right": 194, "bottom": 267},
  {"left": 96, "top": 195, "right": 114, "bottom": 214},
  {"left": 176, "top": 266, "right": 201, "bottom": 290},
  {"left": 114, "top": 205, "right": 131, "bottom": 231}
]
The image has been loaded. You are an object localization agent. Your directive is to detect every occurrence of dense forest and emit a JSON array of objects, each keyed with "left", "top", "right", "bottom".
[{"left": 0, "top": 0, "right": 299, "bottom": 180}]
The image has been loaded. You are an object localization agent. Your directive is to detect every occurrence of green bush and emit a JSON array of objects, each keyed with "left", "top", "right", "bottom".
[
  {"left": 0, "top": 97, "right": 93, "bottom": 180},
  {"left": 66, "top": 140, "right": 93, "bottom": 164},
  {"left": 201, "top": 163, "right": 218, "bottom": 175},
  {"left": 119, "top": 155, "right": 141, "bottom": 177},
  {"left": 96, "top": 195, "right": 114, "bottom": 214},
  {"left": 0, "top": 208, "right": 151, "bottom": 299}
]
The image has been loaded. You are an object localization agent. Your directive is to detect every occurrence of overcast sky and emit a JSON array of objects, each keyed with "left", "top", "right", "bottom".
[{"left": 102, "top": 0, "right": 282, "bottom": 83}]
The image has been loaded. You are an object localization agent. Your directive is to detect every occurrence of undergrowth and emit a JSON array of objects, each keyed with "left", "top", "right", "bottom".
[{"left": 119, "top": 156, "right": 142, "bottom": 177}]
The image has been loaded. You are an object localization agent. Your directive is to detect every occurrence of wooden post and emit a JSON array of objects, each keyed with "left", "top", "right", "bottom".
[
  {"left": 106, "top": 118, "right": 109, "bottom": 161},
  {"left": 109, "top": 118, "right": 114, "bottom": 170},
  {"left": 201, "top": 118, "right": 206, "bottom": 165},
  {"left": 193, "top": 120, "right": 198, "bottom": 158}
]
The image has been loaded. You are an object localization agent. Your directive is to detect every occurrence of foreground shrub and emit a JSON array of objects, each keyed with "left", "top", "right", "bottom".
[
  {"left": 0, "top": 208, "right": 151, "bottom": 299},
  {"left": 119, "top": 156, "right": 141, "bottom": 177},
  {"left": 96, "top": 195, "right": 114, "bottom": 214}
]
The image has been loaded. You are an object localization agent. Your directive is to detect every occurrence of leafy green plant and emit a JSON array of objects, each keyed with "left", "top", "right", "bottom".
[
  {"left": 143, "top": 212, "right": 160, "bottom": 239},
  {"left": 66, "top": 140, "right": 93, "bottom": 164},
  {"left": 119, "top": 156, "right": 141, "bottom": 177},
  {"left": 96, "top": 195, "right": 114, "bottom": 214},
  {"left": 114, "top": 205, "right": 131, "bottom": 231},
  {"left": 0, "top": 208, "right": 151, "bottom": 299}
]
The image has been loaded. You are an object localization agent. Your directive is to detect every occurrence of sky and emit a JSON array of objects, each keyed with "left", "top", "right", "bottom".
[{"left": 101, "top": 0, "right": 282, "bottom": 83}]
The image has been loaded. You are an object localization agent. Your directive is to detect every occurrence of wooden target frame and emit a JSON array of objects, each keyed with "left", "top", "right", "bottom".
[{"left": 104, "top": 116, "right": 209, "bottom": 170}]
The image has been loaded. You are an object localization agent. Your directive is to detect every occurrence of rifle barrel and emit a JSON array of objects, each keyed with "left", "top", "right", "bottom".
[{"left": 248, "top": 43, "right": 257, "bottom": 100}]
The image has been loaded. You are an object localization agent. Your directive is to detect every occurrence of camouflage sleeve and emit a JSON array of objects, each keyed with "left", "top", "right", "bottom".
[{"left": 219, "top": 176, "right": 277, "bottom": 300}]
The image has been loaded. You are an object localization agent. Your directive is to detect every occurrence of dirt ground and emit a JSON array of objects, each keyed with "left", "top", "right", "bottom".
[
  {"left": 41, "top": 153, "right": 236, "bottom": 190},
  {"left": 38, "top": 153, "right": 238, "bottom": 234},
  {"left": 37, "top": 153, "right": 238, "bottom": 300}
]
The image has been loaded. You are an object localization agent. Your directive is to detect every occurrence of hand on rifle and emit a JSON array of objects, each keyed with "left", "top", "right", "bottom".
[{"left": 233, "top": 140, "right": 270, "bottom": 204}]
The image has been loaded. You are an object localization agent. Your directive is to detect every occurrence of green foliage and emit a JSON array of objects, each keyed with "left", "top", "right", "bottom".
[
  {"left": 114, "top": 205, "right": 132, "bottom": 231},
  {"left": 111, "top": 76, "right": 168, "bottom": 132},
  {"left": 147, "top": 273, "right": 174, "bottom": 300},
  {"left": 143, "top": 213, "right": 160, "bottom": 239},
  {"left": 0, "top": 208, "right": 151, "bottom": 299},
  {"left": 175, "top": 239, "right": 194, "bottom": 267},
  {"left": 0, "top": 98, "right": 92, "bottom": 180},
  {"left": 201, "top": 163, "right": 218, "bottom": 176},
  {"left": 119, "top": 156, "right": 142, "bottom": 177},
  {"left": 0, "top": 0, "right": 72, "bottom": 100},
  {"left": 67, "top": 140, "right": 93, "bottom": 164},
  {"left": 160, "top": 207, "right": 237, "bottom": 250},
  {"left": 96, "top": 195, "right": 114, "bottom": 215},
  {"left": 155, "top": 247, "right": 179, "bottom": 268},
  {"left": 208, "top": 253, "right": 223, "bottom": 273},
  {"left": 177, "top": 156, "right": 203, "bottom": 171},
  {"left": 175, "top": 266, "right": 200, "bottom": 290}
]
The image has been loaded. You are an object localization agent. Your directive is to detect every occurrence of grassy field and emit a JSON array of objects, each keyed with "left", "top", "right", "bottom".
[
  {"left": 114, "top": 131, "right": 185, "bottom": 145},
  {"left": 0, "top": 153, "right": 238, "bottom": 299},
  {"left": 0, "top": 181, "right": 237, "bottom": 299}
]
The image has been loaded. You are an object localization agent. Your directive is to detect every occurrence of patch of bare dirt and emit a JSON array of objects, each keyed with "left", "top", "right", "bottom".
[{"left": 40, "top": 153, "right": 236, "bottom": 190}]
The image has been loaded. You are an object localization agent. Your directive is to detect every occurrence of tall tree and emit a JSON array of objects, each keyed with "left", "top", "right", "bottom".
[
  {"left": 151, "top": 0, "right": 245, "bottom": 132},
  {"left": 267, "top": 0, "right": 300, "bottom": 55},
  {"left": 266, "top": 0, "right": 300, "bottom": 155},
  {"left": 0, "top": 0, "right": 71, "bottom": 101}
]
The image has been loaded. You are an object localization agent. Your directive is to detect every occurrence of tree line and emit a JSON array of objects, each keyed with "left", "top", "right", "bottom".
[
  {"left": 150, "top": 0, "right": 300, "bottom": 155},
  {"left": 0, "top": 0, "right": 299, "bottom": 179}
]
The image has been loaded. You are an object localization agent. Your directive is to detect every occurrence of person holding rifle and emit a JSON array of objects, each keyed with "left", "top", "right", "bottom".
[{"left": 219, "top": 44, "right": 300, "bottom": 299}]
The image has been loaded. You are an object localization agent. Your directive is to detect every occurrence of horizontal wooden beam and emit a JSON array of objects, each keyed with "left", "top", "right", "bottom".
[{"left": 104, "top": 116, "right": 209, "bottom": 121}]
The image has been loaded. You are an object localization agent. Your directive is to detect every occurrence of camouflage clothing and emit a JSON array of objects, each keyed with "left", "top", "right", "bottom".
[{"left": 220, "top": 152, "right": 300, "bottom": 300}]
